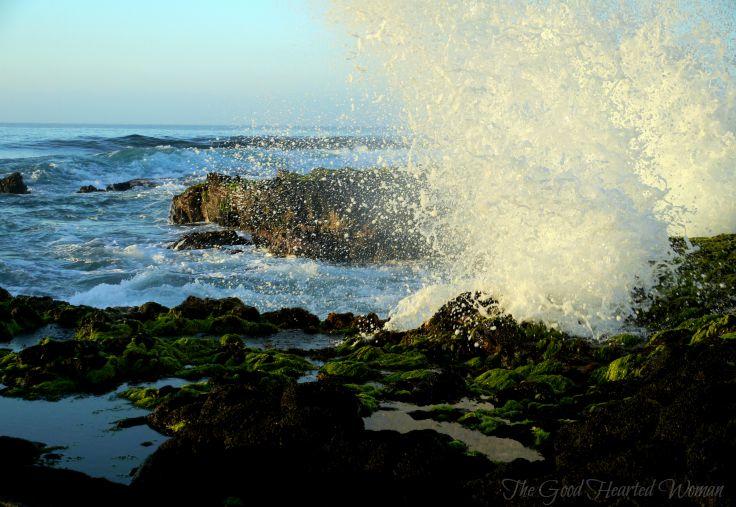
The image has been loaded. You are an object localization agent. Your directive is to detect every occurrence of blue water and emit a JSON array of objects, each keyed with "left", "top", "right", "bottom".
[{"left": 0, "top": 123, "right": 422, "bottom": 316}]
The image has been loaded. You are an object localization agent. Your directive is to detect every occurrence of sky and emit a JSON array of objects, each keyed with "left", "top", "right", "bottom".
[{"left": 0, "top": 0, "right": 391, "bottom": 126}]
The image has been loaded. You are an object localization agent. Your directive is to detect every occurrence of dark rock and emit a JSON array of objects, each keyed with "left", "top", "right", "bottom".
[
  {"left": 170, "top": 169, "right": 427, "bottom": 263},
  {"left": 106, "top": 178, "right": 158, "bottom": 192},
  {"left": 0, "top": 436, "right": 130, "bottom": 506},
  {"left": 322, "top": 312, "right": 356, "bottom": 332},
  {"left": 173, "top": 296, "right": 252, "bottom": 320},
  {"left": 0, "top": 286, "right": 11, "bottom": 302},
  {"left": 128, "top": 301, "right": 169, "bottom": 321},
  {"left": 77, "top": 185, "right": 103, "bottom": 193},
  {"left": 262, "top": 307, "right": 320, "bottom": 332},
  {"left": 0, "top": 172, "right": 29, "bottom": 194},
  {"left": 0, "top": 435, "right": 44, "bottom": 467},
  {"left": 114, "top": 416, "right": 148, "bottom": 429},
  {"left": 169, "top": 229, "right": 251, "bottom": 250},
  {"left": 133, "top": 380, "right": 490, "bottom": 505}
]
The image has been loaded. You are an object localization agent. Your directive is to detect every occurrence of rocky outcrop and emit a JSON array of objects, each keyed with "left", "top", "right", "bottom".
[
  {"left": 168, "top": 230, "right": 251, "bottom": 250},
  {"left": 170, "top": 169, "right": 426, "bottom": 263},
  {"left": 0, "top": 172, "right": 29, "bottom": 194},
  {"left": 77, "top": 179, "right": 159, "bottom": 194}
]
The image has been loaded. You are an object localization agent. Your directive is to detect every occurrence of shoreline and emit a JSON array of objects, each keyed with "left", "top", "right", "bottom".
[{"left": 1, "top": 232, "right": 734, "bottom": 504}]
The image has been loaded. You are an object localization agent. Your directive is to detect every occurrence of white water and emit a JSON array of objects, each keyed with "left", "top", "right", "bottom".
[{"left": 331, "top": 0, "right": 736, "bottom": 337}]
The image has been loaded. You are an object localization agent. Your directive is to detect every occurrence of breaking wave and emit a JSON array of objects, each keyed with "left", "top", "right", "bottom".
[{"left": 331, "top": 0, "right": 736, "bottom": 337}]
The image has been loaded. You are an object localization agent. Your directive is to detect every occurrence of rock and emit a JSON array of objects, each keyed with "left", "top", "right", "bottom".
[
  {"left": 169, "top": 230, "right": 251, "bottom": 250},
  {"left": 106, "top": 179, "right": 158, "bottom": 192},
  {"left": 0, "top": 436, "right": 130, "bottom": 506},
  {"left": 170, "top": 169, "right": 427, "bottom": 263},
  {"left": 114, "top": 416, "right": 148, "bottom": 429},
  {"left": 132, "top": 380, "right": 491, "bottom": 505},
  {"left": 262, "top": 307, "right": 320, "bottom": 332},
  {"left": 322, "top": 312, "right": 356, "bottom": 332},
  {"left": 77, "top": 185, "right": 104, "bottom": 193},
  {"left": 0, "top": 286, "right": 11, "bottom": 301},
  {"left": 0, "top": 172, "right": 29, "bottom": 194}
]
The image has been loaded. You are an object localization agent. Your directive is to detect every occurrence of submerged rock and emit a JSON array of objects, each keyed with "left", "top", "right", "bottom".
[
  {"left": 77, "top": 185, "right": 104, "bottom": 193},
  {"left": 168, "top": 230, "right": 252, "bottom": 250},
  {"left": 170, "top": 169, "right": 426, "bottom": 263},
  {"left": 106, "top": 179, "right": 158, "bottom": 192},
  {"left": 0, "top": 172, "right": 29, "bottom": 194}
]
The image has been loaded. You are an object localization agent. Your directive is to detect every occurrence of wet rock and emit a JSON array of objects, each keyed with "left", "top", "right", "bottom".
[
  {"left": 262, "top": 307, "right": 320, "bottom": 332},
  {"left": 106, "top": 178, "right": 158, "bottom": 192},
  {"left": 169, "top": 229, "right": 251, "bottom": 250},
  {"left": 0, "top": 172, "right": 29, "bottom": 194},
  {"left": 170, "top": 169, "right": 426, "bottom": 263},
  {"left": 322, "top": 312, "right": 356, "bottom": 332},
  {"left": 128, "top": 301, "right": 169, "bottom": 321},
  {"left": 172, "top": 295, "right": 257, "bottom": 321},
  {"left": 133, "top": 380, "right": 491, "bottom": 505},
  {"left": 114, "top": 416, "right": 148, "bottom": 429},
  {"left": 77, "top": 185, "right": 104, "bottom": 193}
]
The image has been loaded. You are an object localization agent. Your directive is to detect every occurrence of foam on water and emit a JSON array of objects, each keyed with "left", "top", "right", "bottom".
[{"left": 331, "top": 0, "right": 736, "bottom": 337}]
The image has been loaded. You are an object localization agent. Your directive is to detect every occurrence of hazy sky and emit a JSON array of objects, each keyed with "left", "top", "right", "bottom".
[{"left": 0, "top": 0, "right": 388, "bottom": 126}]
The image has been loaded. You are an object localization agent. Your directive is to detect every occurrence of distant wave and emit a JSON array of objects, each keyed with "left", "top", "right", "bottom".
[{"left": 4, "top": 134, "right": 407, "bottom": 153}]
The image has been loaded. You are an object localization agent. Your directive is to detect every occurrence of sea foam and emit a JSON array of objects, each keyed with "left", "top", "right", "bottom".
[{"left": 331, "top": 0, "right": 736, "bottom": 337}]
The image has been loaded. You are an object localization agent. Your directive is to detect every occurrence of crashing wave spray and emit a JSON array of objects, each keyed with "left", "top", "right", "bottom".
[{"left": 330, "top": 0, "right": 736, "bottom": 337}]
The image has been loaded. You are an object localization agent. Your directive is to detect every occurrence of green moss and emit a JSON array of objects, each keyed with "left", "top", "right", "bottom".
[
  {"left": 384, "top": 369, "right": 435, "bottom": 383},
  {"left": 492, "top": 399, "right": 524, "bottom": 419},
  {"left": 85, "top": 360, "right": 118, "bottom": 386},
  {"left": 29, "top": 379, "right": 78, "bottom": 400},
  {"left": 526, "top": 373, "right": 573, "bottom": 395},
  {"left": 145, "top": 314, "right": 211, "bottom": 337},
  {"left": 370, "top": 350, "right": 428, "bottom": 370},
  {"left": 532, "top": 427, "right": 550, "bottom": 447},
  {"left": 593, "top": 354, "right": 644, "bottom": 383},
  {"left": 319, "top": 360, "right": 379, "bottom": 382},
  {"left": 120, "top": 386, "right": 161, "bottom": 409},
  {"left": 242, "top": 350, "right": 314, "bottom": 378},
  {"left": 345, "top": 383, "right": 383, "bottom": 414},
  {"left": 474, "top": 368, "right": 519, "bottom": 392},
  {"left": 458, "top": 411, "right": 507, "bottom": 435},
  {"left": 447, "top": 439, "right": 468, "bottom": 452},
  {"left": 690, "top": 314, "right": 736, "bottom": 344}
]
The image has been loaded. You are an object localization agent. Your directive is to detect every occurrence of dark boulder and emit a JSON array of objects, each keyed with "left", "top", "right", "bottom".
[
  {"left": 77, "top": 185, "right": 104, "bottom": 193},
  {"left": 133, "top": 380, "right": 491, "bottom": 505},
  {"left": 169, "top": 230, "right": 251, "bottom": 250},
  {"left": 0, "top": 286, "right": 11, "bottom": 302},
  {"left": 262, "top": 307, "right": 320, "bottom": 332},
  {"left": 106, "top": 179, "right": 158, "bottom": 192},
  {"left": 0, "top": 172, "right": 29, "bottom": 194}
]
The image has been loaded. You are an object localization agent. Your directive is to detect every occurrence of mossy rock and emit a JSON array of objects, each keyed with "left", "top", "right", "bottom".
[{"left": 319, "top": 360, "right": 379, "bottom": 382}]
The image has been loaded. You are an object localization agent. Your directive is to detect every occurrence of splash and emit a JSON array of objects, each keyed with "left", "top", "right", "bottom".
[{"left": 330, "top": 0, "right": 736, "bottom": 337}]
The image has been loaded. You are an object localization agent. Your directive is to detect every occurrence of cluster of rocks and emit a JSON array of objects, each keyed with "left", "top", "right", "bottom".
[
  {"left": 1, "top": 233, "right": 734, "bottom": 505},
  {"left": 169, "top": 169, "right": 427, "bottom": 263},
  {"left": 77, "top": 179, "right": 158, "bottom": 193}
]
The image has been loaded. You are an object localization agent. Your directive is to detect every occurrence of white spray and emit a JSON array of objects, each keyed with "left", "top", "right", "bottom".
[{"left": 330, "top": 0, "right": 736, "bottom": 337}]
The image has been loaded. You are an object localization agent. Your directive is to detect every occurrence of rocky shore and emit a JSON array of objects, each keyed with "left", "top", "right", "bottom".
[
  {"left": 169, "top": 169, "right": 425, "bottom": 263},
  {"left": 1, "top": 234, "right": 734, "bottom": 505}
]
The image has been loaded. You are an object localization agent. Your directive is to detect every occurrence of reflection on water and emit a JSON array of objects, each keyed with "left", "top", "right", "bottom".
[
  {"left": 0, "top": 378, "right": 188, "bottom": 484},
  {"left": 363, "top": 401, "right": 543, "bottom": 463},
  {"left": 5, "top": 324, "right": 75, "bottom": 352}
]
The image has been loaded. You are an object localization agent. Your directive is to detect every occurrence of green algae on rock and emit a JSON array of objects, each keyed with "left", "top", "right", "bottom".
[{"left": 169, "top": 169, "right": 427, "bottom": 263}]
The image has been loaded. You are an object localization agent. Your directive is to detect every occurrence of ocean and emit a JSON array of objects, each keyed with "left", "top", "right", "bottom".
[{"left": 0, "top": 123, "right": 423, "bottom": 318}]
